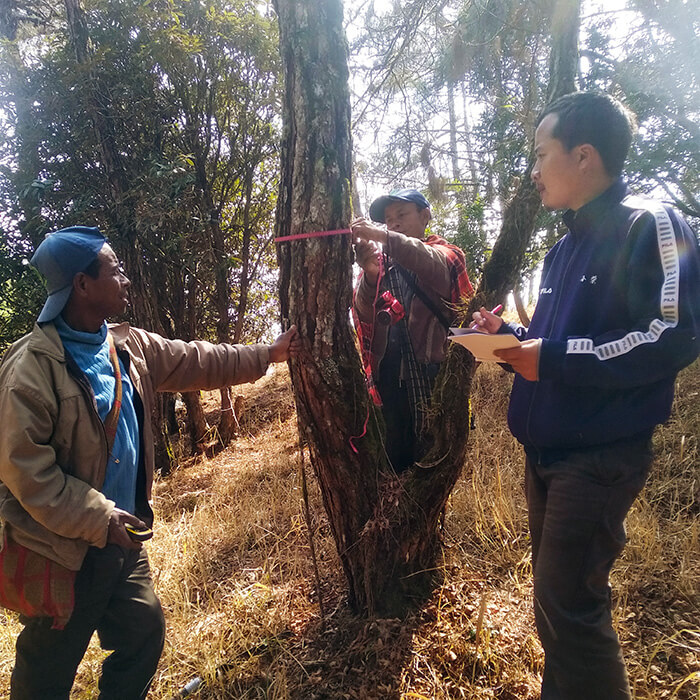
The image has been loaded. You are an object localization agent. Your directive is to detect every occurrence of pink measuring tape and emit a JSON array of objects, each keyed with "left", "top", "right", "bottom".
[
  {"left": 274, "top": 228, "right": 352, "bottom": 243},
  {"left": 348, "top": 253, "right": 386, "bottom": 453}
]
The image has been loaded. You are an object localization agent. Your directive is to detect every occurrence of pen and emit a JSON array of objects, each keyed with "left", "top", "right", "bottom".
[{"left": 471, "top": 303, "right": 504, "bottom": 329}]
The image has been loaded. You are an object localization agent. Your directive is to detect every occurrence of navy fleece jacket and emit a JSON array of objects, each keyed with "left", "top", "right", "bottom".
[{"left": 504, "top": 179, "right": 700, "bottom": 452}]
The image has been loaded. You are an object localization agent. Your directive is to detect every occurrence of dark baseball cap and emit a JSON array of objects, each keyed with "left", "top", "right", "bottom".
[
  {"left": 30, "top": 226, "right": 107, "bottom": 323},
  {"left": 368, "top": 188, "right": 430, "bottom": 223}
]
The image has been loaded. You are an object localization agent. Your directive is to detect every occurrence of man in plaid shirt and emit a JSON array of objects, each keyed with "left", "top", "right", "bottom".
[{"left": 352, "top": 189, "right": 472, "bottom": 472}]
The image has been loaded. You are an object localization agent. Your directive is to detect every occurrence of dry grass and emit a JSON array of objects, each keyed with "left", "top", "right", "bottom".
[{"left": 0, "top": 360, "right": 697, "bottom": 699}]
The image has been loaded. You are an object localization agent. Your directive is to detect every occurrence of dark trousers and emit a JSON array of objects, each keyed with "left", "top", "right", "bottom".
[
  {"left": 525, "top": 436, "right": 653, "bottom": 700},
  {"left": 377, "top": 339, "right": 439, "bottom": 473},
  {"left": 11, "top": 544, "right": 165, "bottom": 700}
]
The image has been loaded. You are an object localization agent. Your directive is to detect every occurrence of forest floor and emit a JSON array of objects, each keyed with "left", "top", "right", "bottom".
[{"left": 0, "top": 359, "right": 697, "bottom": 699}]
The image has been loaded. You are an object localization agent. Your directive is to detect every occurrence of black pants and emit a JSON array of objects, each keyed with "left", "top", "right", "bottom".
[
  {"left": 377, "top": 340, "right": 439, "bottom": 473},
  {"left": 525, "top": 435, "right": 653, "bottom": 700},
  {"left": 11, "top": 544, "right": 165, "bottom": 700}
]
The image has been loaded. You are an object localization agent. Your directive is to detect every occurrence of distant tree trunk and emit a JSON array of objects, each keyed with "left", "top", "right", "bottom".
[
  {"left": 274, "top": 0, "right": 474, "bottom": 616},
  {"left": 207, "top": 194, "right": 237, "bottom": 447},
  {"left": 232, "top": 172, "right": 255, "bottom": 345},
  {"left": 219, "top": 168, "right": 257, "bottom": 445},
  {"left": 64, "top": 0, "right": 176, "bottom": 472},
  {"left": 180, "top": 391, "right": 210, "bottom": 451},
  {"left": 513, "top": 287, "right": 531, "bottom": 327},
  {"left": 447, "top": 80, "right": 460, "bottom": 181},
  {"left": 0, "top": 2, "right": 47, "bottom": 247},
  {"left": 460, "top": 82, "right": 479, "bottom": 196},
  {"left": 475, "top": 0, "right": 580, "bottom": 310}
]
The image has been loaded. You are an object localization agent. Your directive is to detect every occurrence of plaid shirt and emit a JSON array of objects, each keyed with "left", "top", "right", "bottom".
[{"left": 353, "top": 232, "right": 472, "bottom": 407}]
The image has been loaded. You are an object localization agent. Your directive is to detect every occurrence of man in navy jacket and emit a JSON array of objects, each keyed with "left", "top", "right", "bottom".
[{"left": 473, "top": 92, "right": 700, "bottom": 699}]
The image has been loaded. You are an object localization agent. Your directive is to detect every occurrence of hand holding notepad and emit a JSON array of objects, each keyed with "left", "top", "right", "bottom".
[{"left": 448, "top": 327, "right": 520, "bottom": 362}]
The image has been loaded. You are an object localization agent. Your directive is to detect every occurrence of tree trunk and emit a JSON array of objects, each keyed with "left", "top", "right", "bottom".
[
  {"left": 220, "top": 168, "right": 257, "bottom": 445},
  {"left": 0, "top": 3, "right": 46, "bottom": 247},
  {"left": 180, "top": 390, "right": 210, "bottom": 453},
  {"left": 460, "top": 81, "right": 479, "bottom": 196},
  {"left": 547, "top": 0, "right": 580, "bottom": 102},
  {"left": 475, "top": 0, "right": 580, "bottom": 309},
  {"left": 274, "top": 0, "right": 474, "bottom": 617},
  {"left": 447, "top": 80, "right": 460, "bottom": 181},
  {"left": 206, "top": 192, "right": 237, "bottom": 446}
]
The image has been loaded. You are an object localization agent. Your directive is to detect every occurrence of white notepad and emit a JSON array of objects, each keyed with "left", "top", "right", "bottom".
[{"left": 448, "top": 328, "right": 520, "bottom": 362}]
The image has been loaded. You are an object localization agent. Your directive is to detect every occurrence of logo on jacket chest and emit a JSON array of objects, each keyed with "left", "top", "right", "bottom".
[{"left": 540, "top": 272, "right": 599, "bottom": 298}]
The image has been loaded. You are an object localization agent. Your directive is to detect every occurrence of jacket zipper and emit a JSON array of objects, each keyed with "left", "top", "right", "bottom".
[{"left": 524, "top": 235, "right": 583, "bottom": 450}]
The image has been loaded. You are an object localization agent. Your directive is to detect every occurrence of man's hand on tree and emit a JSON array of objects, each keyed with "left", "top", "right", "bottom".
[{"left": 269, "top": 326, "right": 302, "bottom": 363}]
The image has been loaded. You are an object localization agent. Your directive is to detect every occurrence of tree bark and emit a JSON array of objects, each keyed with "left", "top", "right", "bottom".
[
  {"left": 547, "top": 0, "right": 580, "bottom": 103},
  {"left": 180, "top": 390, "right": 210, "bottom": 452},
  {"left": 274, "top": 0, "right": 475, "bottom": 617}
]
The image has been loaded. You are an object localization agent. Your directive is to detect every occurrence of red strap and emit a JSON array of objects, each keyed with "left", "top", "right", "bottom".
[{"left": 103, "top": 333, "right": 123, "bottom": 452}]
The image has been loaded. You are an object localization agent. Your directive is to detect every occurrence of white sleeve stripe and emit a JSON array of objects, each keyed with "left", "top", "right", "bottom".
[{"left": 566, "top": 197, "right": 680, "bottom": 361}]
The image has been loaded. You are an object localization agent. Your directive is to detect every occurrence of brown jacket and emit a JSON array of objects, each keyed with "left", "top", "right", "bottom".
[
  {"left": 0, "top": 321, "right": 270, "bottom": 570},
  {"left": 354, "top": 231, "right": 455, "bottom": 363}
]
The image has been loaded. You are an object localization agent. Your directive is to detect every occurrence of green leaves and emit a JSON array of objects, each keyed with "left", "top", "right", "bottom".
[{"left": 0, "top": 0, "right": 282, "bottom": 347}]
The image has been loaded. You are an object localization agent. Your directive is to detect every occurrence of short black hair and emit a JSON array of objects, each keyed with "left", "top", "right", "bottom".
[{"left": 536, "top": 91, "right": 637, "bottom": 177}]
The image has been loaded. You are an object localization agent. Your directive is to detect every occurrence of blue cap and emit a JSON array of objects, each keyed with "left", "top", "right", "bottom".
[
  {"left": 30, "top": 226, "right": 107, "bottom": 323},
  {"left": 368, "top": 188, "right": 430, "bottom": 223}
]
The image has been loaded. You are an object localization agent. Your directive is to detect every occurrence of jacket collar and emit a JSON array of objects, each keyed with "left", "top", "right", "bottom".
[
  {"left": 27, "top": 322, "right": 66, "bottom": 362},
  {"left": 562, "top": 178, "right": 630, "bottom": 237},
  {"left": 107, "top": 322, "right": 131, "bottom": 351}
]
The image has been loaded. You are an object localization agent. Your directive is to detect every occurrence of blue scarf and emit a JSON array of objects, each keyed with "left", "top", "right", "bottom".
[{"left": 55, "top": 316, "right": 140, "bottom": 514}]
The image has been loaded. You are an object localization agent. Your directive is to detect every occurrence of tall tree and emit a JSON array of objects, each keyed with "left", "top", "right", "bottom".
[
  {"left": 582, "top": 0, "right": 699, "bottom": 220},
  {"left": 0, "top": 1, "right": 56, "bottom": 348},
  {"left": 274, "top": 0, "right": 472, "bottom": 616},
  {"left": 63, "top": 0, "right": 181, "bottom": 468},
  {"left": 0, "top": 0, "right": 56, "bottom": 247},
  {"left": 275, "top": 0, "right": 582, "bottom": 615}
]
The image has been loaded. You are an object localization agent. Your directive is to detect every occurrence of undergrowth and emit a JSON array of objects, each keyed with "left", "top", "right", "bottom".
[{"left": 0, "top": 360, "right": 697, "bottom": 699}]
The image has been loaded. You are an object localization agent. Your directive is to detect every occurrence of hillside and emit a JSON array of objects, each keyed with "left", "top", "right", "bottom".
[{"left": 0, "top": 360, "right": 697, "bottom": 699}]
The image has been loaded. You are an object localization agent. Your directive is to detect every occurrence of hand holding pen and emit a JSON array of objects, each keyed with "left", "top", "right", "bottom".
[{"left": 471, "top": 304, "right": 504, "bottom": 333}]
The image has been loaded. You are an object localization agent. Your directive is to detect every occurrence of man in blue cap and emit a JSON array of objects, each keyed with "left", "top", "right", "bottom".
[
  {"left": 352, "top": 190, "right": 472, "bottom": 472},
  {"left": 0, "top": 226, "right": 300, "bottom": 699}
]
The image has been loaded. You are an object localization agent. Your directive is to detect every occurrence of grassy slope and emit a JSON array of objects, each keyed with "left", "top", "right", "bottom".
[{"left": 0, "top": 360, "right": 697, "bottom": 699}]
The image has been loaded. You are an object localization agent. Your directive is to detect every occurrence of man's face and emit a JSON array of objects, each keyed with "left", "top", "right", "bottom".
[
  {"left": 532, "top": 113, "right": 587, "bottom": 212},
  {"left": 83, "top": 244, "right": 131, "bottom": 319},
  {"left": 384, "top": 201, "right": 431, "bottom": 239}
]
